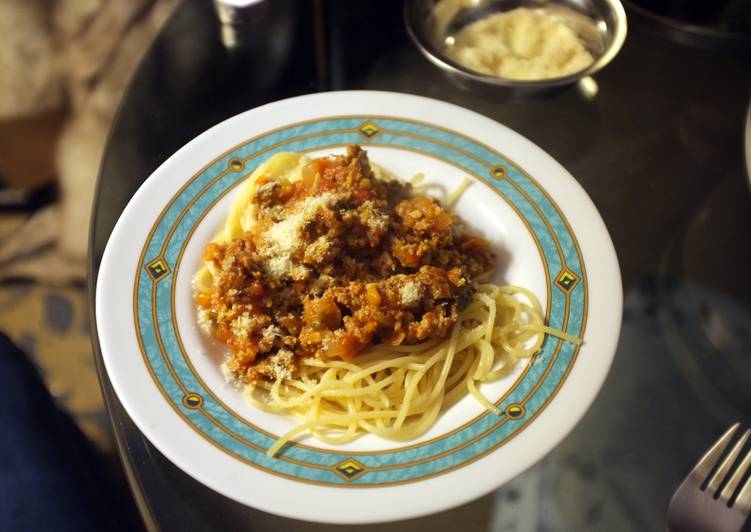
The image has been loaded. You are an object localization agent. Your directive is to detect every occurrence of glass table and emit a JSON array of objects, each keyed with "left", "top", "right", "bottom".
[{"left": 88, "top": 1, "right": 751, "bottom": 530}]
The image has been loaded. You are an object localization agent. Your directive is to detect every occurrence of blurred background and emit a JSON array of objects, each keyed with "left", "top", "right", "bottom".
[
  {"left": 0, "top": 0, "right": 178, "bottom": 452},
  {"left": 0, "top": 1, "right": 179, "bottom": 528}
]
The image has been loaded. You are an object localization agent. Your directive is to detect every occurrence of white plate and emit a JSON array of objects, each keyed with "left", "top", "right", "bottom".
[{"left": 96, "top": 91, "right": 622, "bottom": 524}]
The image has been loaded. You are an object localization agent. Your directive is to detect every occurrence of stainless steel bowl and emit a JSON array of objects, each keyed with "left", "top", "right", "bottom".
[{"left": 405, "top": 0, "right": 628, "bottom": 96}]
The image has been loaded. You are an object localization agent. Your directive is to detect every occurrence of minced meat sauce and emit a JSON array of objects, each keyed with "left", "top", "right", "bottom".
[{"left": 196, "top": 145, "right": 495, "bottom": 384}]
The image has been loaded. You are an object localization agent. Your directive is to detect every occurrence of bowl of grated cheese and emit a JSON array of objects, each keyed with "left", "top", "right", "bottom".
[{"left": 405, "top": 0, "right": 627, "bottom": 96}]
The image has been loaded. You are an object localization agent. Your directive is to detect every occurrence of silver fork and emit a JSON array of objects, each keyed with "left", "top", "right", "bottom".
[{"left": 667, "top": 423, "right": 751, "bottom": 532}]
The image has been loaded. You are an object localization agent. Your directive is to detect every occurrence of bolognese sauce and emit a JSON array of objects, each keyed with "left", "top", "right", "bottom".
[{"left": 197, "top": 145, "right": 495, "bottom": 384}]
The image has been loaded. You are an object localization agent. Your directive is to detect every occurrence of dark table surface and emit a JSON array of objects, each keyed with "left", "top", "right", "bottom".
[{"left": 88, "top": 1, "right": 751, "bottom": 530}]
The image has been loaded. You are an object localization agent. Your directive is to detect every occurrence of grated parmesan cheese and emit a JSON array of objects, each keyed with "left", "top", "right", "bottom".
[
  {"left": 255, "top": 181, "right": 278, "bottom": 195},
  {"left": 269, "top": 349, "right": 294, "bottom": 380},
  {"left": 220, "top": 361, "right": 243, "bottom": 387},
  {"left": 220, "top": 254, "right": 236, "bottom": 270},
  {"left": 230, "top": 312, "right": 253, "bottom": 339},
  {"left": 304, "top": 236, "right": 332, "bottom": 263},
  {"left": 260, "top": 192, "right": 341, "bottom": 278},
  {"left": 399, "top": 280, "right": 422, "bottom": 305},
  {"left": 361, "top": 201, "right": 389, "bottom": 231},
  {"left": 446, "top": 8, "right": 594, "bottom": 81},
  {"left": 368, "top": 213, "right": 388, "bottom": 231},
  {"left": 197, "top": 308, "right": 213, "bottom": 332},
  {"left": 262, "top": 325, "right": 283, "bottom": 343}
]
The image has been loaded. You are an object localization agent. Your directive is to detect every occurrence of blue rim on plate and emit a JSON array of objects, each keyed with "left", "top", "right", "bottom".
[{"left": 135, "top": 114, "right": 587, "bottom": 486}]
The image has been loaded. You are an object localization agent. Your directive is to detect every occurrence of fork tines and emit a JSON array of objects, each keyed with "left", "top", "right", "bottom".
[{"left": 693, "top": 422, "right": 751, "bottom": 509}]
